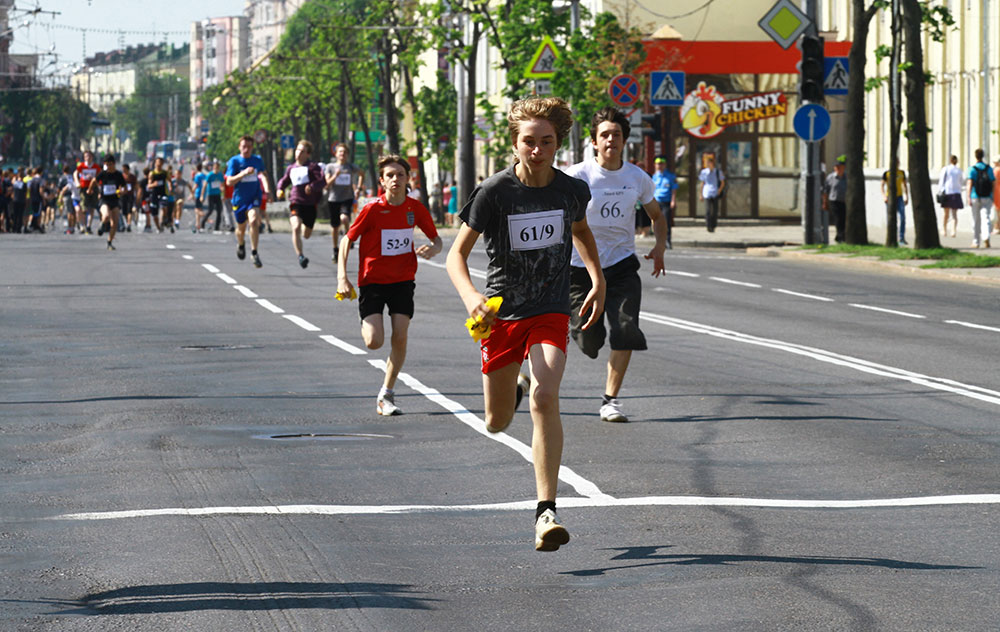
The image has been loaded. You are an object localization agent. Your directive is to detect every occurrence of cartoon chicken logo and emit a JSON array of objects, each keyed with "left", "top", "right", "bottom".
[{"left": 680, "top": 81, "right": 725, "bottom": 139}]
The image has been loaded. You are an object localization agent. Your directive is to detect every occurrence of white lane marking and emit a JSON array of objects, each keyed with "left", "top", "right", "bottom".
[
  {"left": 234, "top": 285, "right": 258, "bottom": 298},
  {"left": 256, "top": 299, "right": 285, "bottom": 314},
  {"left": 216, "top": 273, "right": 237, "bottom": 285},
  {"left": 166, "top": 244, "right": 176, "bottom": 250},
  {"left": 376, "top": 360, "right": 613, "bottom": 501},
  {"left": 182, "top": 255, "right": 194, "bottom": 260},
  {"left": 320, "top": 334, "right": 367, "bottom": 355},
  {"left": 639, "top": 311, "right": 1000, "bottom": 407},
  {"left": 202, "top": 263, "right": 220, "bottom": 273},
  {"left": 664, "top": 270, "right": 700, "bottom": 278},
  {"left": 772, "top": 288, "right": 835, "bottom": 302},
  {"left": 710, "top": 276, "right": 762, "bottom": 288},
  {"left": 422, "top": 259, "right": 486, "bottom": 279},
  {"left": 945, "top": 319, "right": 1000, "bottom": 333},
  {"left": 849, "top": 303, "right": 926, "bottom": 319},
  {"left": 53, "top": 493, "right": 1000, "bottom": 521},
  {"left": 283, "top": 314, "right": 321, "bottom": 332}
]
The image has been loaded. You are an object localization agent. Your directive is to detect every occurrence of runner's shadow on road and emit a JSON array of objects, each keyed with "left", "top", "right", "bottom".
[
  {"left": 50, "top": 581, "right": 436, "bottom": 615},
  {"left": 561, "top": 546, "right": 980, "bottom": 577}
]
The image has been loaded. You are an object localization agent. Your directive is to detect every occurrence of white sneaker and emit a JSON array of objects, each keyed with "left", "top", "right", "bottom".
[
  {"left": 377, "top": 392, "right": 402, "bottom": 416},
  {"left": 599, "top": 398, "right": 629, "bottom": 423},
  {"left": 534, "top": 509, "right": 570, "bottom": 552}
]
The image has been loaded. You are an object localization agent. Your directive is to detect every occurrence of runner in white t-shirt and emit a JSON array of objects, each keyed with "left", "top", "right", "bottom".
[{"left": 565, "top": 106, "right": 667, "bottom": 423}]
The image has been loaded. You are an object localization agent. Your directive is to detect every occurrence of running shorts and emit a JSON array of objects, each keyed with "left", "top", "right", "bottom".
[
  {"left": 358, "top": 280, "right": 415, "bottom": 320},
  {"left": 290, "top": 203, "right": 317, "bottom": 229},
  {"left": 82, "top": 190, "right": 99, "bottom": 211},
  {"left": 232, "top": 200, "right": 260, "bottom": 225},
  {"left": 328, "top": 199, "right": 354, "bottom": 227},
  {"left": 569, "top": 254, "right": 647, "bottom": 358},
  {"left": 480, "top": 313, "right": 570, "bottom": 374}
]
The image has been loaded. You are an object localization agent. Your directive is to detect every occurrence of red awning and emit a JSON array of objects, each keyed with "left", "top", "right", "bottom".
[{"left": 638, "top": 40, "right": 853, "bottom": 75}]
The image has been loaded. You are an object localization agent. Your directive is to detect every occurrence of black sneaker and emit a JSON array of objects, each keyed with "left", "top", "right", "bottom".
[
  {"left": 266, "top": 225, "right": 273, "bottom": 234},
  {"left": 299, "top": 254, "right": 309, "bottom": 269},
  {"left": 169, "top": 225, "right": 174, "bottom": 234},
  {"left": 237, "top": 243, "right": 246, "bottom": 260},
  {"left": 126, "top": 225, "right": 131, "bottom": 232},
  {"left": 252, "top": 252, "right": 262, "bottom": 268},
  {"left": 514, "top": 372, "right": 530, "bottom": 411},
  {"left": 106, "top": 241, "right": 115, "bottom": 251}
]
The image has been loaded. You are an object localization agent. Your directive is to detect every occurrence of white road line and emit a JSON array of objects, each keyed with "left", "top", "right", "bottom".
[
  {"left": 639, "top": 310, "right": 1000, "bottom": 407},
  {"left": 320, "top": 334, "right": 367, "bottom": 355},
  {"left": 710, "top": 276, "right": 762, "bottom": 288},
  {"left": 379, "top": 360, "right": 613, "bottom": 501},
  {"left": 182, "top": 255, "right": 194, "bottom": 260},
  {"left": 166, "top": 244, "right": 176, "bottom": 250},
  {"left": 945, "top": 319, "right": 1000, "bottom": 333},
  {"left": 422, "top": 259, "right": 486, "bottom": 279},
  {"left": 772, "top": 288, "right": 835, "bottom": 302},
  {"left": 256, "top": 298, "right": 284, "bottom": 314},
  {"left": 202, "top": 263, "right": 220, "bottom": 273},
  {"left": 216, "top": 273, "right": 237, "bottom": 285},
  {"left": 849, "top": 303, "right": 926, "bottom": 319},
  {"left": 52, "top": 493, "right": 1000, "bottom": 521},
  {"left": 283, "top": 314, "right": 321, "bottom": 332},
  {"left": 664, "top": 270, "right": 700, "bottom": 278},
  {"left": 234, "top": 285, "right": 258, "bottom": 298}
]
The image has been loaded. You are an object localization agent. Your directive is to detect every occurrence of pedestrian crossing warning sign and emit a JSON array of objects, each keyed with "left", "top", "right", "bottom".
[
  {"left": 524, "top": 36, "right": 560, "bottom": 79},
  {"left": 650, "top": 71, "right": 685, "bottom": 106},
  {"left": 824, "top": 57, "right": 849, "bottom": 95}
]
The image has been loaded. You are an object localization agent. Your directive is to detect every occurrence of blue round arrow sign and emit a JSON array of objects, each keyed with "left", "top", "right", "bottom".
[{"left": 793, "top": 104, "right": 831, "bottom": 142}]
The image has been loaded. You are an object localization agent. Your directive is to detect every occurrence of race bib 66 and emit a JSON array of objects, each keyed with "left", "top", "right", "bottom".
[
  {"left": 507, "top": 209, "right": 564, "bottom": 251},
  {"left": 588, "top": 189, "right": 637, "bottom": 227},
  {"left": 381, "top": 227, "right": 414, "bottom": 256}
]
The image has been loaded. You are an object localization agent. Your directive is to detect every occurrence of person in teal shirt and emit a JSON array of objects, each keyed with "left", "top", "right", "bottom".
[{"left": 651, "top": 156, "right": 677, "bottom": 248}]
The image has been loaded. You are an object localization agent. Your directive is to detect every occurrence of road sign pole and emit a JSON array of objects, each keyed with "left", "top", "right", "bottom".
[{"left": 801, "top": 0, "right": 825, "bottom": 245}]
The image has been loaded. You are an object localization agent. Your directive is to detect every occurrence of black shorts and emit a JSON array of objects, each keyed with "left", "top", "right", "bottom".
[
  {"left": 194, "top": 198, "right": 204, "bottom": 209},
  {"left": 290, "top": 203, "right": 317, "bottom": 229},
  {"left": 82, "top": 190, "right": 99, "bottom": 211},
  {"left": 358, "top": 280, "right": 415, "bottom": 320},
  {"left": 328, "top": 199, "right": 354, "bottom": 227},
  {"left": 569, "top": 254, "right": 647, "bottom": 358}
]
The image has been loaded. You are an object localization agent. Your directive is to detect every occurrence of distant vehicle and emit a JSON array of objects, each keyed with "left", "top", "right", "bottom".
[{"left": 145, "top": 140, "right": 201, "bottom": 165}]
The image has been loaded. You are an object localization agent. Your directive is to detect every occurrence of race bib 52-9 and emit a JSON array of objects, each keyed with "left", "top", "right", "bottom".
[
  {"left": 588, "top": 188, "right": 638, "bottom": 227},
  {"left": 381, "top": 227, "right": 414, "bottom": 256},
  {"left": 507, "top": 209, "right": 564, "bottom": 251}
]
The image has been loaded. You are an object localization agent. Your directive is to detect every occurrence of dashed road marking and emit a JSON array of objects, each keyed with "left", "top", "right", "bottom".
[
  {"left": 773, "top": 288, "right": 834, "bottom": 302},
  {"left": 320, "top": 334, "right": 367, "bottom": 355},
  {"left": 202, "top": 263, "right": 220, "bottom": 273},
  {"left": 849, "top": 303, "right": 926, "bottom": 319},
  {"left": 710, "top": 276, "right": 762, "bottom": 288},
  {"left": 283, "top": 314, "right": 321, "bottom": 332},
  {"left": 234, "top": 285, "right": 258, "bottom": 298},
  {"left": 256, "top": 298, "right": 284, "bottom": 313},
  {"left": 216, "top": 273, "right": 237, "bottom": 285},
  {"left": 945, "top": 319, "right": 1000, "bottom": 333}
]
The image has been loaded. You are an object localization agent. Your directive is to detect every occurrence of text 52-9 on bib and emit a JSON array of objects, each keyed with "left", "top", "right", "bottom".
[
  {"left": 381, "top": 227, "right": 414, "bottom": 256},
  {"left": 507, "top": 209, "right": 564, "bottom": 251}
]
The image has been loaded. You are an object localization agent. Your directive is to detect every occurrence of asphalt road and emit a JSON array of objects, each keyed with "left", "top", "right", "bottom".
[{"left": 3, "top": 230, "right": 1000, "bottom": 631}]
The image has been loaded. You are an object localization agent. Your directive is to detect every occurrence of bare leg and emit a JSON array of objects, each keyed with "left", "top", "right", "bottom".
[
  {"left": 382, "top": 313, "right": 410, "bottom": 391},
  {"left": 483, "top": 361, "right": 521, "bottom": 432},
  {"left": 606, "top": 349, "right": 632, "bottom": 398},
  {"left": 248, "top": 208, "right": 260, "bottom": 251},
  {"left": 290, "top": 215, "right": 304, "bottom": 256},
  {"left": 527, "top": 343, "right": 566, "bottom": 502},
  {"left": 361, "top": 313, "right": 385, "bottom": 350}
]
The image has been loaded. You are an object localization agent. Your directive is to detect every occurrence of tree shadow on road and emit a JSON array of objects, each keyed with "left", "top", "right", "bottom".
[
  {"left": 561, "top": 545, "right": 981, "bottom": 577},
  {"left": 43, "top": 581, "right": 436, "bottom": 615}
]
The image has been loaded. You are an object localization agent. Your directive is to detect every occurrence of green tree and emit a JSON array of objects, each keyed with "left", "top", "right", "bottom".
[
  {"left": 0, "top": 88, "right": 90, "bottom": 167},
  {"left": 111, "top": 72, "right": 190, "bottom": 149}
]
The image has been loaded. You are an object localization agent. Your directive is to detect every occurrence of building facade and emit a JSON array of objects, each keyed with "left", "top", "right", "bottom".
[{"left": 189, "top": 16, "right": 250, "bottom": 138}]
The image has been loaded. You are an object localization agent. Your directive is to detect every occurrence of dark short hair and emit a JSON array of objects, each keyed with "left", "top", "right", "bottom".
[
  {"left": 590, "top": 106, "right": 630, "bottom": 142},
  {"left": 975, "top": 148, "right": 985, "bottom": 161},
  {"left": 103, "top": 154, "right": 116, "bottom": 163},
  {"left": 240, "top": 135, "right": 254, "bottom": 145},
  {"left": 377, "top": 154, "right": 410, "bottom": 178}
]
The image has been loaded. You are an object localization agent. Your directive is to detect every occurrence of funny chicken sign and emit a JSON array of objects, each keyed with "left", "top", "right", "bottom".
[{"left": 679, "top": 81, "right": 787, "bottom": 139}]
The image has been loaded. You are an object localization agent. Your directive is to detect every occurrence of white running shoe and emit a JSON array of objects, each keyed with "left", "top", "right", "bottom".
[
  {"left": 534, "top": 509, "right": 570, "bottom": 552},
  {"left": 599, "top": 398, "right": 629, "bottom": 423},
  {"left": 377, "top": 392, "right": 402, "bottom": 416}
]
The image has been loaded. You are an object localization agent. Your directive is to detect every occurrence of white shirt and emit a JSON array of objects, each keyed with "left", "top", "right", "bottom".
[
  {"left": 938, "top": 164, "right": 964, "bottom": 195},
  {"left": 699, "top": 167, "right": 725, "bottom": 199},
  {"left": 565, "top": 159, "right": 655, "bottom": 268}
]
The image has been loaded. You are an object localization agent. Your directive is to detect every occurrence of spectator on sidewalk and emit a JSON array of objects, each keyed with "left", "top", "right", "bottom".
[
  {"left": 823, "top": 155, "right": 847, "bottom": 243},
  {"left": 698, "top": 153, "right": 725, "bottom": 233},
  {"left": 938, "top": 155, "right": 964, "bottom": 238},
  {"left": 651, "top": 156, "right": 677, "bottom": 248},
  {"left": 881, "top": 166, "right": 909, "bottom": 245},
  {"left": 966, "top": 148, "right": 994, "bottom": 249}
]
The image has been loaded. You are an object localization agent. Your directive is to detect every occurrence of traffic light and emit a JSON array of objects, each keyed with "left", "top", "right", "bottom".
[
  {"left": 798, "top": 35, "right": 825, "bottom": 103},
  {"left": 640, "top": 110, "right": 662, "bottom": 140}
]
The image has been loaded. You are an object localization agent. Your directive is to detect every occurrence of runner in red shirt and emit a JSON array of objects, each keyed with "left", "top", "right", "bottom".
[
  {"left": 74, "top": 150, "right": 99, "bottom": 234},
  {"left": 336, "top": 154, "right": 442, "bottom": 416}
]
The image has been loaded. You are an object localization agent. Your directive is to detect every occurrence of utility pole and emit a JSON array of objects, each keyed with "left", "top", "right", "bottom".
[
  {"left": 569, "top": 0, "right": 581, "bottom": 164},
  {"left": 887, "top": 0, "right": 901, "bottom": 246},
  {"left": 983, "top": 0, "right": 990, "bottom": 159},
  {"left": 801, "top": 0, "right": 825, "bottom": 245}
]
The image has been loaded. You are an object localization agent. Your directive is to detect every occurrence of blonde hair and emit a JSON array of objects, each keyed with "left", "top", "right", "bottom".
[{"left": 507, "top": 97, "right": 573, "bottom": 147}]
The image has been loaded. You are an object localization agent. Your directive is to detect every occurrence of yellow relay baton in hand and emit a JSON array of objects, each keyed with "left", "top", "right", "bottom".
[
  {"left": 466, "top": 296, "right": 503, "bottom": 341},
  {"left": 335, "top": 288, "right": 357, "bottom": 301}
]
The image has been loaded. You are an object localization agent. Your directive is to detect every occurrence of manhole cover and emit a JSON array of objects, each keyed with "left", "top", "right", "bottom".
[
  {"left": 254, "top": 433, "right": 394, "bottom": 441},
  {"left": 182, "top": 345, "right": 259, "bottom": 351}
]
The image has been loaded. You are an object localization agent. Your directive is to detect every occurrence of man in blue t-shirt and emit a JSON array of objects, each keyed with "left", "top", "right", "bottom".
[
  {"left": 192, "top": 162, "right": 207, "bottom": 233},
  {"left": 651, "top": 156, "right": 677, "bottom": 248},
  {"left": 226, "top": 135, "right": 271, "bottom": 267}
]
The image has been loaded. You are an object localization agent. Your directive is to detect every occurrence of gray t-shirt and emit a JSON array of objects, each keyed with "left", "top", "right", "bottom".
[
  {"left": 325, "top": 162, "right": 359, "bottom": 202},
  {"left": 824, "top": 171, "right": 846, "bottom": 202},
  {"left": 460, "top": 166, "right": 590, "bottom": 320}
]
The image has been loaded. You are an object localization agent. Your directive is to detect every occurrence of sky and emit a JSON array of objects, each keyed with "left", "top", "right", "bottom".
[{"left": 9, "top": 0, "right": 245, "bottom": 76}]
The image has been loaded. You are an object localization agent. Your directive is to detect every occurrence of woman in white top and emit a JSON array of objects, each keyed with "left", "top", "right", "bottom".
[{"left": 938, "top": 155, "right": 964, "bottom": 237}]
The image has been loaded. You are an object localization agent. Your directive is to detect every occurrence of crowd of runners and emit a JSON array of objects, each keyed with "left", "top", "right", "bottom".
[{"left": 1, "top": 97, "right": 668, "bottom": 553}]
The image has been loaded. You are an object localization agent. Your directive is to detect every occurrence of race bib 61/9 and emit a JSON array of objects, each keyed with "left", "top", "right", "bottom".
[
  {"left": 381, "top": 227, "right": 414, "bottom": 256},
  {"left": 507, "top": 209, "right": 564, "bottom": 251},
  {"left": 588, "top": 188, "right": 637, "bottom": 227}
]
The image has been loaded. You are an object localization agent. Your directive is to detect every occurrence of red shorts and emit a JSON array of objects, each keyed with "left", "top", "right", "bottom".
[{"left": 480, "top": 313, "right": 569, "bottom": 374}]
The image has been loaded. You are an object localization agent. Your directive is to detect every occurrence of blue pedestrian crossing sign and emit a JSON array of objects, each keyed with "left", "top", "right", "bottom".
[
  {"left": 793, "top": 104, "right": 831, "bottom": 142},
  {"left": 824, "top": 57, "right": 849, "bottom": 95},
  {"left": 649, "top": 71, "right": 685, "bottom": 106}
]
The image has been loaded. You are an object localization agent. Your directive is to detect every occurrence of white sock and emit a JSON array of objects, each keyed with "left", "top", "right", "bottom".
[{"left": 379, "top": 386, "right": 392, "bottom": 399}]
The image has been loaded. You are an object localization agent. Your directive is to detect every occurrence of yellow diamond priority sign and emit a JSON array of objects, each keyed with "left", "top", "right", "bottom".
[{"left": 758, "top": 0, "right": 813, "bottom": 50}]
